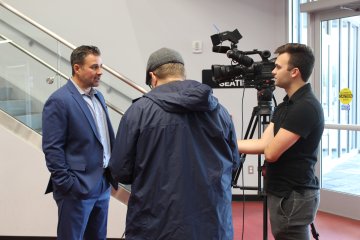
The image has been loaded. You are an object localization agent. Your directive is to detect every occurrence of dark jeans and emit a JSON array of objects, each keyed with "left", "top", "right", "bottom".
[
  {"left": 267, "top": 189, "right": 320, "bottom": 240},
  {"left": 54, "top": 175, "right": 111, "bottom": 240}
]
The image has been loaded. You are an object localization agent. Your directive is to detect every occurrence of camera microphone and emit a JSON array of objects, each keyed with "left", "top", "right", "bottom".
[{"left": 226, "top": 49, "right": 254, "bottom": 67}]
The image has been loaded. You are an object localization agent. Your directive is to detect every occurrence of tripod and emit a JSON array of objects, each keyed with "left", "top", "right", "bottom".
[{"left": 232, "top": 102, "right": 273, "bottom": 240}]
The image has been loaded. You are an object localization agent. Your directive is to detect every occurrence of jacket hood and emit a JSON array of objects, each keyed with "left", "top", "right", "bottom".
[{"left": 144, "top": 80, "right": 218, "bottom": 113}]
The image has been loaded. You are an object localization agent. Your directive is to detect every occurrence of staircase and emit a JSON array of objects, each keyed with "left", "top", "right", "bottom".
[
  {"left": 0, "top": 0, "right": 139, "bottom": 207},
  {"left": 0, "top": 77, "right": 42, "bottom": 133}
]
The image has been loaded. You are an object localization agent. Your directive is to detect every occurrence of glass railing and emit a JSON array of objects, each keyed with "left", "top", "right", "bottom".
[
  {"left": 0, "top": 1, "right": 139, "bottom": 202},
  {"left": 0, "top": 36, "right": 132, "bottom": 202},
  {"left": 0, "top": 36, "right": 66, "bottom": 133},
  {"left": 0, "top": 1, "right": 147, "bottom": 133},
  {"left": 0, "top": 34, "right": 125, "bottom": 133}
]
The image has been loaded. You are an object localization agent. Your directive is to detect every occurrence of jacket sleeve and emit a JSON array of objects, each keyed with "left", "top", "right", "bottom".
[
  {"left": 109, "top": 114, "right": 139, "bottom": 184},
  {"left": 42, "top": 97, "right": 74, "bottom": 194}
]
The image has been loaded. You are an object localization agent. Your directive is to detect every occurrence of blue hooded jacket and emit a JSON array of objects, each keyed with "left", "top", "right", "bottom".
[{"left": 109, "top": 80, "right": 240, "bottom": 240}]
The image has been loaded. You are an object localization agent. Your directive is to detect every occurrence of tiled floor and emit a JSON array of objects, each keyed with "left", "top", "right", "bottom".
[{"left": 322, "top": 150, "right": 360, "bottom": 195}]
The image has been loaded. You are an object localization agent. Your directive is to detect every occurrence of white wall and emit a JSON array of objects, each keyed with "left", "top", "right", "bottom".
[
  {"left": 1, "top": 0, "right": 287, "bottom": 237},
  {"left": 0, "top": 125, "right": 127, "bottom": 238},
  {"left": 0, "top": 125, "right": 55, "bottom": 236},
  {"left": 5, "top": 0, "right": 286, "bottom": 84}
]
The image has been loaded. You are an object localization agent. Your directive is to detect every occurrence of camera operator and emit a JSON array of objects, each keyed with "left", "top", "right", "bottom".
[
  {"left": 109, "top": 47, "right": 240, "bottom": 240},
  {"left": 237, "top": 43, "right": 324, "bottom": 240}
]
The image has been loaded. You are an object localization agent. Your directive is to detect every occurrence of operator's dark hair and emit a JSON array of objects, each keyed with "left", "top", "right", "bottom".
[
  {"left": 70, "top": 45, "right": 101, "bottom": 76},
  {"left": 274, "top": 43, "right": 314, "bottom": 82}
]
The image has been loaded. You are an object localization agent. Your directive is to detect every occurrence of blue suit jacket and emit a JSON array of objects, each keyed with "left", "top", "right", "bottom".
[{"left": 42, "top": 80, "right": 117, "bottom": 197}]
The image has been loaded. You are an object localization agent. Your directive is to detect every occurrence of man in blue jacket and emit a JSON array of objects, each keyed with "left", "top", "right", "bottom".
[
  {"left": 42, "top": 45, "right": 116, "bottom": 240},
  {"left": 109, "top": 47, "right": 240, "bottom": 240}
]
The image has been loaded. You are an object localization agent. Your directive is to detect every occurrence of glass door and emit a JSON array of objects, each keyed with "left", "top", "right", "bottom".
[{"left": 312, "top": 10, "right": 360, "bottom": 220}]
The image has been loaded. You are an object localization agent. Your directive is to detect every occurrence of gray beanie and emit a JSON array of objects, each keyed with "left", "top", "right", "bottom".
[{"left": 146, "top": 47, "right": 184, "bottom": 86}]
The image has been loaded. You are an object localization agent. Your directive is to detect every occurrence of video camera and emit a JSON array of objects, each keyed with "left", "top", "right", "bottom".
[{"left": 211, "top": 29, "right": 276, "bottom": 103}]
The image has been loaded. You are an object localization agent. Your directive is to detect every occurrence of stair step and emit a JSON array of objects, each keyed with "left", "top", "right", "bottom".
[
  {"left": 0, "top": 87, "right": 14, "bottom": 100},
  {"left": 0, "top": 99, "right": 28, "bottom": 115},
  {"left": 15, "top": 113, "right": 42, "bottom": 131},
  {"left": 0, "top": 77, "right": 44, "bottom": 133}
]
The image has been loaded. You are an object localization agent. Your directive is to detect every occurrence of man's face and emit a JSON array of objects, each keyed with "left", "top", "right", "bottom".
[
  {"left": 74, "top": 54, "right": 103, "bottom": 89},
  {"left": 272, "top": 53, "right": 292, "bottom": 89}
]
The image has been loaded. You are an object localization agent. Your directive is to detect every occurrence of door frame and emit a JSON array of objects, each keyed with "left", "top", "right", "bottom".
[{"left": 305, "top": 4, "right": 360, "bottom": 220}]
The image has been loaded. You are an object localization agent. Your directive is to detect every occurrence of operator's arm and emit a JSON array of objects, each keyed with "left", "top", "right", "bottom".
[
  {"left": 264, "top": 128, "right": 300, "bottom": 162},
  {"left": 237, "top": 122, "right": 275, "bottom": 154}
]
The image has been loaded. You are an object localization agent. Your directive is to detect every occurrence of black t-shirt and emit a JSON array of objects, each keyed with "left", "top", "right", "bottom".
[{"left": 266, "top": 83, "right": 324, "bottom": 198}]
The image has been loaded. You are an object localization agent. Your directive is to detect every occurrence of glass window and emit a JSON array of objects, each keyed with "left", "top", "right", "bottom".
[
  {"left": 288, "top": 0, "right": 309, "bottom": 43},
  {"left": 320, "top": 16, "right": 360, "bottom": 196},
  {"left": 290, "top": 1, "right": 360, "bottom": 196}
]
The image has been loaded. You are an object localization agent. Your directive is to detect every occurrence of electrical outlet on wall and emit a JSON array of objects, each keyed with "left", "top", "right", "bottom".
[{"left": 248, "top": 165, "right": 254, "bottom": 174}]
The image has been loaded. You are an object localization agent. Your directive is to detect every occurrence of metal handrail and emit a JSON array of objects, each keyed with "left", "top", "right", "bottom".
[
  {"left": 0, "top": 34, "right": 68, "bottom": 80},
  {"left": 0, "top": 34, "right": 125, "bottom": 115},
  {"left": 0, "top": 0, "right": 147, "bottom": 94},
  {"left": 325, "top": 123, "right": 360, "bottom": 131}
]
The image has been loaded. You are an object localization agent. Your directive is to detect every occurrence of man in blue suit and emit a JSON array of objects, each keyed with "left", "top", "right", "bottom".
[{"left": 42, "top": 45, "right": 117, "bottom": 240}]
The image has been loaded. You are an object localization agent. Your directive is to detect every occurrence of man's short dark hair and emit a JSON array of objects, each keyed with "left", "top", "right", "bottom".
[
  {"left": 70, "top": 45, "right": 101, "bottom": 76},
  {"left": 275, "top": 43, "right": 314, "bottom": 82}
]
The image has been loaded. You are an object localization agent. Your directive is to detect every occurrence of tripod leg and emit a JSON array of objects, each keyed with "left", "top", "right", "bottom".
[
  {"left": 310, "top": 223, "right": 319, "bottom": 240},
  {"left": 263, "top": 194, "right": 268, "bottom": 240},
  {"left": 232, "top": 107, "right": 259, "bottom": 185},
  {"left": 233, "top": 106, "right": 272, "bottom": 240}
]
